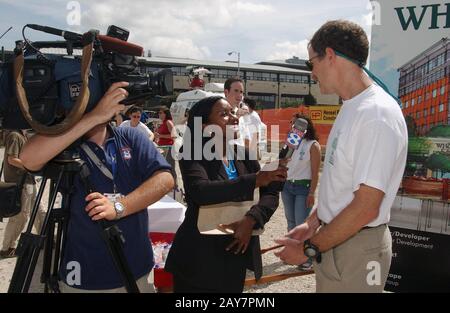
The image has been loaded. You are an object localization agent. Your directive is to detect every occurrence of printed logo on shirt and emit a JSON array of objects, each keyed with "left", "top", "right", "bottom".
[
  {"left": 298, "top": 142, "right": 306, "bottom": 160},
  {"left": 121, "top": 147, "right": 132, "bottom": 160},
  {"left": 328, "top": 131, "right": 341, "bottom": 166}
]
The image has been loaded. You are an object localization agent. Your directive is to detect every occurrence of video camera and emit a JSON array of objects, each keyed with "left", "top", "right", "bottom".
[{"left": 0, "top": 24, "right": 173, "bottom": 134}]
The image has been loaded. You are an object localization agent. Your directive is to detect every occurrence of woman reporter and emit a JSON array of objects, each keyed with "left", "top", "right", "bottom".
[{"left": 165, "top": 96, "right": 287, "bottom": 293}]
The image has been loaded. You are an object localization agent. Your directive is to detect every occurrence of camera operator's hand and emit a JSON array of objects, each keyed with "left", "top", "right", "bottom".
[
  {"left": 255, "top": 159, "right": 289, "bottom": 188},
  {"left": 85, "top": 192, "right": 118, "bottom": 221},
  {"left": 87, "top": 82, "right": 129, "bottom": 125}
]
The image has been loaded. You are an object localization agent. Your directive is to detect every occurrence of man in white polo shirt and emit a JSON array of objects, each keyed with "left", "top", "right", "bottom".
[
  {"left": 120, "top": 106, "right": 154, "bottom": 141},
  {"left": 275, "top": 20, "right": 408, "bottom": 292}
]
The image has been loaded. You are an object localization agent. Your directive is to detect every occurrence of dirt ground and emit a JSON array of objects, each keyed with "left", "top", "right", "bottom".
[{"left": 0, "top": 147, "right": 315, "bottom": 293}]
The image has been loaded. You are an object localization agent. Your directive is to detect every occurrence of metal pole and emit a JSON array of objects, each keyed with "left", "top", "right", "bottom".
[
  {"left": 237, "top": 52, "right": 240, "bottom": 77},
  {"left": 1, "top": 27, "right": 13, "bottom": 63}
]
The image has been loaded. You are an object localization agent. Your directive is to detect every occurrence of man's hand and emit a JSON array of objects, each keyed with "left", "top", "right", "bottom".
[
  {"left": 220, "top": 216, "right": 256, "bottom": 254},
  {"left": 274, "top": 237, "right": 308, "bottom": 265},
  {"left": 85, "top": 192, "right": 117, "bottom": 221},
  {"left": 287, "top": 222, "right": 315, "bottom": 242},
  {"left": 87, "top": 82, "right": 129, "bottom": 125}
]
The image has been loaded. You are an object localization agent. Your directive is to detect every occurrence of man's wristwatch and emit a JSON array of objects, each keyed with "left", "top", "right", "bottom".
[
  {"left": 113, "top": 201, "right": 126, "bottom": 220},
  {"left": 303, "top": 239, "right": 322, "bottom": 264}
]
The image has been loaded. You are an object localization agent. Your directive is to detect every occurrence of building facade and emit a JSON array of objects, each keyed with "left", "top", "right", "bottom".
[
  {"left": 399, "top": 37, "right": 450, "bottom": 136},
  {"left": 138, "top": 56, "right": 339, "bottom": 109}
]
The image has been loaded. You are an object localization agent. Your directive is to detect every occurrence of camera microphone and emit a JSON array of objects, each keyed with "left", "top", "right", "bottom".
[
  {"left": 27, "top": 24, "right": 82, "bottom": 41},
  {"left": 97, "top": 35, "right": 144, "bottom": 57},
  {"left": 26, "top": 24, "right": 143, "bottom": 56}
]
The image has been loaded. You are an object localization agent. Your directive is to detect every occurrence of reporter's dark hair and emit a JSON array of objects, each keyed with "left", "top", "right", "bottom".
[
  {"left": 293, "top": 113, "right": 318, "bottom": 141},
  {"left": 181, "top": 96, "right": 226, "bottom": 160},
  {"left": 309, "top": 20, "right": 369, "bottom": 66},
  {"left": 187, "top": 96, "right": 224, "bottom": 130}
]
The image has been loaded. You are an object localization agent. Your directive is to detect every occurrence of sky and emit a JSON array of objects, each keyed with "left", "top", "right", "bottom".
[{"left": 0, "top": 0, "right": 373, "bottom": 64}]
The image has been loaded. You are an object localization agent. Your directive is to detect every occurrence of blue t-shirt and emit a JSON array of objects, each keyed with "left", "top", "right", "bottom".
[{"left": 59, "top": 126, "right": 171, "bottom": 290}]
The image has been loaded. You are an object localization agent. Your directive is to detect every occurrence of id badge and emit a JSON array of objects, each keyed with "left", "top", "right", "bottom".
[{"left": 103, "top": 193, "right": 123, "bottom": 202}]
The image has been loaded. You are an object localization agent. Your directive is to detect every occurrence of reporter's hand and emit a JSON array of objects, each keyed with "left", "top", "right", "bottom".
[
  {"left": 87, "top": 82, "right": 129, "bottom": 125},
  {"left": 221, "top": 216, "right": 256, "bottom": 254},
  {"left": 85, "top": 192, "right": 117, "bottom": 221},
  {"left": 255, "top": 159, "right": 289, "bottom": 188}
]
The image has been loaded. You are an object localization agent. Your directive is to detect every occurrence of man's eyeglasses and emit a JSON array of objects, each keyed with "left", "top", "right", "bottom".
[{"left": 305, "top": 55, "right": 321, "bottom": 71}]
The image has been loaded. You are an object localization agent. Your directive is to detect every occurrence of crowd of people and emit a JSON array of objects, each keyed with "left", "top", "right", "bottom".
[{"left": 0, "top": 20, "right": 407, "bottom": 293}]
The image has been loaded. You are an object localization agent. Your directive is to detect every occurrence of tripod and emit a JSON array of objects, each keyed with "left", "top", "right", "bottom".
[{"left": 8, "top": 154, "right": 140, "bottom": 293}]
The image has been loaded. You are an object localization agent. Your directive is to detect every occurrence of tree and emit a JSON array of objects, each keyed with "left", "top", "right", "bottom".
[
  {"left": 304, "top": 93, "right": 317, "bottom": 105},
  {"left": 280, "top": 99, "right": 302, "bottom": 108},
  {"left": 408, "top": 136, "right": 432, "bottom": 156},
  {"left": 404, "top": 114, "right": 417, "bottom": 137},
  {"left": 426, "top": 125, "right": 450, "bottom": 138},
  {"left": 425, "top": 152, "right": 450, "bottom": 172}
]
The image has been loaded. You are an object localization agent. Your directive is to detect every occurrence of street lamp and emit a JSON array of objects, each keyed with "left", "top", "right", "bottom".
[{"left": 228, "top": 51, "right": 240, "bottom": 77}]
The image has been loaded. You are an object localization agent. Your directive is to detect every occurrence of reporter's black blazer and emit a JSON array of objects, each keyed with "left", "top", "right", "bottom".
[{"left": 165, "top": 155, "right": 279, "bottom": 292}]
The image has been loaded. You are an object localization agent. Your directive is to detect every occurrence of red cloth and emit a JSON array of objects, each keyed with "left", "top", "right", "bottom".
[
  {"left": 157, "top": 119, "right": 174, "bottom": 146},
  {"left": 149, "top": 232, "right": 175, "bottom": 289}
]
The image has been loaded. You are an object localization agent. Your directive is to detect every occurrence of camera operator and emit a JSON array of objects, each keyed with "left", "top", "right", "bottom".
[{"left": 20, "top": 82, "right": 175, "bottom": 292}]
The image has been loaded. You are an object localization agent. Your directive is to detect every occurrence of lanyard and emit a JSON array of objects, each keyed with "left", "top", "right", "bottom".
[
  {"left": 106, "top": 140, "right": 118, "bottom": 183},
  {"left": 80, "top": 142, "right": 119, "bottom": 193}
]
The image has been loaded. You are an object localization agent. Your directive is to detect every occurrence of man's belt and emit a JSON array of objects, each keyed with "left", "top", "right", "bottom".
[{"left": 320, "top": 220, "right": 386, "bottom": 231}]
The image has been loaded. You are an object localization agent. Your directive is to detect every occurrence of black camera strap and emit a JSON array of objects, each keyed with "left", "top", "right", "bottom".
[{"left": 80, "top": 143, "right": 113, "bottom": 180}]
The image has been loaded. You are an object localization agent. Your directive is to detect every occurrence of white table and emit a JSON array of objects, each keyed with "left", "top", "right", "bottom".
[{"left": 147, "top": 195, "right": 186, "bottom": 233}]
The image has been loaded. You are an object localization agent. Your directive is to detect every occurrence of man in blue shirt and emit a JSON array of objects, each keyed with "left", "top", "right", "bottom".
[{"left": 20, "top": 82, "right": 174, "bottom": 292}]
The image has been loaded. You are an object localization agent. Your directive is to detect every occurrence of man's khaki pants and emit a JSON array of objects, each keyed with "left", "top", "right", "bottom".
[
  {"left": 314, "top": 224, "right": 392, "bottom": 293},
  {"left": 2, "top": 183, "right": 46, "bottom": 250}
]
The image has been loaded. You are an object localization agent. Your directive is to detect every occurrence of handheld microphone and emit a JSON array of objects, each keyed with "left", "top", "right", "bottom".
[
  {"left": 279, "top": 118, "right": 308, "bottom": 159},
  {"left": 271, "top": 118, "right": 308, "bottom": 191}
]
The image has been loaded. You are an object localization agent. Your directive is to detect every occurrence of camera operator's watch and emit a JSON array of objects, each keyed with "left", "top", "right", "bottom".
[
  {"left": 113, "top": 201, "right": 126, "bottom": 220},
  {"left": 303, "top": 239, "right": 322, "bottom": 264}
]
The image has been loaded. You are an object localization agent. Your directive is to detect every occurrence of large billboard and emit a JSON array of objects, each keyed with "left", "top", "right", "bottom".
[{"left": 370, "top": 0, "right": 450, "bottom": 292}]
